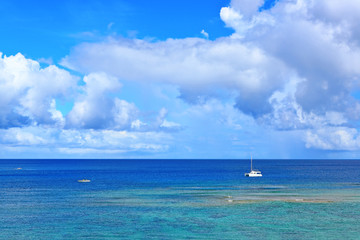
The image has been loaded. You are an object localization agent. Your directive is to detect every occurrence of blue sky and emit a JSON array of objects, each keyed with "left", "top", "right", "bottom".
[
  {"left": 1, "top": 0, "right": 360, "bottom": 159},
  {"left": 0, "top": 0, "right": 233, "bottom": 61}
]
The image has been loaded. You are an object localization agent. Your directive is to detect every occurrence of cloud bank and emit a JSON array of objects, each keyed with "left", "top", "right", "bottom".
[
  {"left": 61, "top": 37, "right": 288, "bottom": 117},
  {"left": 0, "top": 53, "right": 180, "bottom": 156},
  {"left": 2, "top": 0, "right": 360, "bottom": 157},
  {"left": 61, "top": 0, "right": 360, "bottom": 152}
]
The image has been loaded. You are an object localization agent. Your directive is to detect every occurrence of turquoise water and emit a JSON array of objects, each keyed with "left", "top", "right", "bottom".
[{"left": 1, "top": 160, "right": 360, "bottom": 239}]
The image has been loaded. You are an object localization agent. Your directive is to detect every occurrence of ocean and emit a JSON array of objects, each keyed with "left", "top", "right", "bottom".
[{"left": 0, "top": 159, "right": 359, "bottom": 239}]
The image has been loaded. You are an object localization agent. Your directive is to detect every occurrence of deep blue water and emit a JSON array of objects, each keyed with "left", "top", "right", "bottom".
[{"left": 1, "top": 159, "right": 360, "bottom": 239}]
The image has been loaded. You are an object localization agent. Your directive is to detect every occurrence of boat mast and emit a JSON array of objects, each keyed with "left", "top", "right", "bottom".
[{"left": 251, "top": 155, "right": 253, "bottom": 171}]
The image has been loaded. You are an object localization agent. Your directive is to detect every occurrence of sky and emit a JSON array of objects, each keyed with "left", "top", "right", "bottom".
[{"left": 1, "top": 0, "right": 360, "bottom": 159}]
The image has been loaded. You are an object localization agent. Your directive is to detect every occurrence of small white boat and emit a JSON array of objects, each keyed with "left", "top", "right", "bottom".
[
  {"left": 245, "top": 156, "right": 262, "bottom": 177},
  {"left": 78, "top": 179, "right": 91, "bottom": 183}
]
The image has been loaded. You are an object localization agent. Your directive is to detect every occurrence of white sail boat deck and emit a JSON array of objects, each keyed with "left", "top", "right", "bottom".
[{"left": 245, "top": 156, "right": 262, "bottom": 177}]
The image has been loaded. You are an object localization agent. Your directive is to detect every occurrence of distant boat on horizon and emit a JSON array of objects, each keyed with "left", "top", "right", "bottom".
[
  {"left": 78, "top": 179, "right": 91, "bottom": 183},
  {"left": 245, "top": 156, "right": 262, "bottom": 177}
]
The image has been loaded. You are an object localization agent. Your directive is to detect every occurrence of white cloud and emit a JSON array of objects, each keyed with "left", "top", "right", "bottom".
[
  {"left": 220, "top": 0, "right": 360, "bottom": 132},
  {"left": 230, "top": 0, "right": 265, "bottom": 18},
  {"left": 131, "top": 119, "right": 147, "bottom": 130},
  {"left": 58, "top": 128, "right": 170, "bottom": 152},
  {"left": 0, "top": 53, "right": 171, "bottom": 135},
  {"left": 240, "top": 0, "right": 360, "bottom": 117},
  {"left": 305, "top": 127, "right": 360, "bottom": 151},
  {"left": 60, "top": 0, "right": 360, "bottom": 150},
  {"left": 0, "top": 53, "right": 78, "bottom": 128},
  {"left": 0, "top": 127, "right": 47, "bottom": 146},
  {"left": 61, "top": 37, "right": 288, "bottom": 117},
  {"left": 220, "top": 4, "right": 274, "bottom": 38},
  {"left": 220, "top": 6, "right": 247, "bottom": 37},
  {"left": 128, "top": 107, "right": 182, "bottom": 132},
  {"left": 66, "top": 72, "right": 139, "bottom": 130},
  {"left": 37, "top": 57, "right": 53, "bottom": 65},
  {"left": 183, "top": 98, "right": 255, "bottom": 132},
  {"left": 311, "top": 0, "right": 360, "bottom": 46},
  {"left": 0, "top": 126, "right": 171, "bottom": 155},
  {"left": 58, "top": 0, "right": 360, "bottom": 153},
  {"left": 160, "top": 119, "right": 181, "bottom": 129},
  {"left": 3, "top": 0, "right": 360, "bottom": 155},
  {"left": 200, "top": 29, "right": 209, "bottom": 39},
  {"left": 49, "top": 99, "right": 66, "bottom": 128}
]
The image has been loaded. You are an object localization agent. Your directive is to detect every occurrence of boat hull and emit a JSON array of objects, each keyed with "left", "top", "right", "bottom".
[
  {"left": 245, "top": 173, "right": 262, "bottom": 177},
  {"left": 245, "top": 170, "right": 262, "bottom": 177}
]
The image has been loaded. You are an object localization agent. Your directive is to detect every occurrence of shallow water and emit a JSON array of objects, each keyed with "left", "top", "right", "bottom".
[{"left": 1, "top": 159, "right": 360, "bottom": 239}]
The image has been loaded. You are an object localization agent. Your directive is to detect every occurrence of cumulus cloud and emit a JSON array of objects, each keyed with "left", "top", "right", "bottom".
[
  {"left": 0, "top": 53, "right": 181, "bottom": 157},
  {"left": 0, "top": 53, "right": 78, "bottom": 128},
  {"left": 66, "top": 72, "right": 140, "bottom": 130},
  {"left": 305, "top": 127, "right": 360, "bottom": 151},
  {"left": 220, "top": 0, "right": 360, "bottom": 133},
  {"left": 220, "top": 1, "right": 274, "bottom": 38},
  {"left": 61, "top": 37, "right": 288, "bottom": 117},
  {"left": 65, "top": 72, "right": 182, "bottom": 132},
  {"left": 240, "top": 0, "right": 360, "bottom": 117},
  {"left": 59, "top": 0, "right": 360, "bottom": 152},
  {"left": 1, "top": 0, "right": 356, "bottom": 156},
  {"left": 311, "top": 0, "right": 360, "bottom": 46},
  {"left": 258, "top": 75, "right": 353, "bottom": 130},
  {"left": 230, "top": 0, "right": 265, "bottom": 18}
]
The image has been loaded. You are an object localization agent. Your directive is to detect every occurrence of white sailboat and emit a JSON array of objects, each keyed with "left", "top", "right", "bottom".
[{"left": 245, "top": 156, "right": 262, "bottom": 177}]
